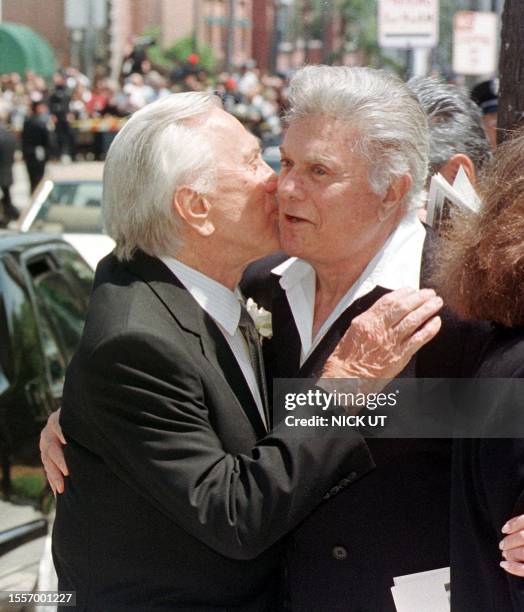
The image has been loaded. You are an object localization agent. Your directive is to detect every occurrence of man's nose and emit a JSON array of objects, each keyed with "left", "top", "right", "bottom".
[{"left": 278, "top": 171, "right": 303, "bottom": 200}]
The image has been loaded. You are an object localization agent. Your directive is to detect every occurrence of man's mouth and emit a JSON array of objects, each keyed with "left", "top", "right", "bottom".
[{"left": 284, "top": 214, "right": 309, "bottom": 224}]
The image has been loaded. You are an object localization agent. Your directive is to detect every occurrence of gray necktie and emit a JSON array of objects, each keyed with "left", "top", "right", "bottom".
[{"left": 238, "top": 305, "right": 270, "bottom": 429}]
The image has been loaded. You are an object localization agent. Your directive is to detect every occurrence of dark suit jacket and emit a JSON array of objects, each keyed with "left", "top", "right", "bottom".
[
  {"left": 241, "top": 230, "right": 489, "bottom": 612},
  {"left": 53, "top": 251, "right": 374, "bottom": 611},
  {"left": 21, "top": 115, "right": 50, "bottom": 159},
  {"left": 451, "top": 326, "right": 524, "bottom": 612},
  {"left": 0, "top": 126, "right": 16, "bottom": 186}
]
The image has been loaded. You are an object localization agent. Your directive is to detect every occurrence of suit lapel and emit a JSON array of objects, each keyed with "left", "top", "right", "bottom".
[
  {"left": 125, "top": 251, "right": 267, "bottom": 438},
  {"left": 298, "top": 286, "right": 391, "bottom": 378},
  {"left": 271, "top": 287, "right": 301, "bottom": 379}
]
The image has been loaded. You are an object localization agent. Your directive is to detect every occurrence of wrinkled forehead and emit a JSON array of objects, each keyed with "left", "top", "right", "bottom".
[
  {"left": 282, "top": 115, "right": 365, "bottom": 162},
  {"left": 197, "top": 107, "right": 259, "bottom": 158}
]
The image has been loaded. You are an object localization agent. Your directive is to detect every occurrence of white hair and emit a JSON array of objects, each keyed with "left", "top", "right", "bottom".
[
  {"left": 286, "top": 66, "right": 429, "bottom": 211},
  {"left": 103, "top": 92, "right": 221, "bottom": 260}
]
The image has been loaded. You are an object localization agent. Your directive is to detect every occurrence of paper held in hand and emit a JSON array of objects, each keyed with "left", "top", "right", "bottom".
[
  {"left": 391, "top": 566, "right": 450, "bottom": 612},
  {"left": 426, "top": 165, "right": 481, "bottom": 235}
]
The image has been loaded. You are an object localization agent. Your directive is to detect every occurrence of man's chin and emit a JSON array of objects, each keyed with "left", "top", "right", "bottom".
[{"left": 278, "top": 234, "right": 304, "bottom": 259}]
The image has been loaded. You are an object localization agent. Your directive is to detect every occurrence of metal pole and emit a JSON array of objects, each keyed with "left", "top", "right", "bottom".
[
  {"left": 270, "top": 1, "right": 280, "bottom": 73},
  {"left": 84, "top": 0, "right": 95, "bottom": 80},
  {"left": 192, "top": 0, "right": 199, "bottom": 54},
  {"left": 225, "top": 0, "right": 235, "bottom": 72}
]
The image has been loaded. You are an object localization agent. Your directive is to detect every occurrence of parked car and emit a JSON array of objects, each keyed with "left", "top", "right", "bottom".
[
  {"left": 0, "top": 231, "right": 94, "bottom": 498},
  {"left": 17, "top": 162, "right": 115, "bottom": 269}
]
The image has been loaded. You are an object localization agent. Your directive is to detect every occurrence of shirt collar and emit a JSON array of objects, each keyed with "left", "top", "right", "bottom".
[{"left": 159, "top": 256, "right": 241, "bottom": 336}]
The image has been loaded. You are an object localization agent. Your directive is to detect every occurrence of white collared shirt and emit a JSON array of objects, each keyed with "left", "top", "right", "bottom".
[
  {"left": 272, "top": 212, "right": 426, "bottom": 365},
  {"left": 159, "top": 256, "right": 267, "bottom": 430}
]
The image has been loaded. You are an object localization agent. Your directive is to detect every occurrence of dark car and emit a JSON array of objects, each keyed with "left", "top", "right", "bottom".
[{"left": 0, "top": 231, "right": 93, "bottom": 498}]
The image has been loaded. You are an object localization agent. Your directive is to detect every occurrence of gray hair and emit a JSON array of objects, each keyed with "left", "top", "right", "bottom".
[
  {"left": 285, "top": 66, "right": 429, "bottom": 210},
  {"left": 407, "top": 76, "right": 491, "bottom": 176},
  {"left": 103, "top": 92, "right": 221, "bottom": 261}
]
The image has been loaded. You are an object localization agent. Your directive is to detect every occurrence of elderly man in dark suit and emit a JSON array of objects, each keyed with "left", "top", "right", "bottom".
[
  {"left": 239, "top": 66, "right": 489, "bottom": 611},
  {"left": 45, "top": 91, "right": 440, "bottom": 611}
]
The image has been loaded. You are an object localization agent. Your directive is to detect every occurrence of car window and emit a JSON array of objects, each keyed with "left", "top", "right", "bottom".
[
  {"left": 31, "top": 181, "right": 104, "bottom": 233},
  {"left": 52, "top": 247, "right": 94, "bottom": 303},
  {"left": 0, "top": 255, "right": 51, "bottom": 389},
  {"left": 26, "top": 255, "right": 88, "bottom": 386}
]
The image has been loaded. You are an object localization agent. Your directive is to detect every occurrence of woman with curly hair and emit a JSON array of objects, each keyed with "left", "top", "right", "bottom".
[{"left": 436, "top": 126, "right": 524, "bottom": 611}]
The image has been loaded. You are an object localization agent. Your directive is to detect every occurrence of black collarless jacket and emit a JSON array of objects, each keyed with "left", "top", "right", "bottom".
[
  {"left": 53, "top": 251, "right": 374, "bottom": 611},
  {"left": 451, "top": 326, "right": 524, "bottom": 612},
  {"left": 241, "top": 230, "right": 489, "bottom": 612}
]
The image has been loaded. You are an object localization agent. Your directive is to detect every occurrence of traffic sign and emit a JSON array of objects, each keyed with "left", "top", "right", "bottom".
[
  {"left": 378, "top": 0, "right": 439, "bottom": 49},
  {"left": 452, "top": 11, "right": 498, "bottom": 76}
]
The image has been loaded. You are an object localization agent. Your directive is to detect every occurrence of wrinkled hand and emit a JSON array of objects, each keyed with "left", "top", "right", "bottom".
[
  {"left": 500, "top": 515, "right": 524, "bottom": 576},
  {"left": 39, "top": 409, "right": 68, "bottom": 495},
  {"left": 322, "top": 287, "right": 442, "bottom": 389}
]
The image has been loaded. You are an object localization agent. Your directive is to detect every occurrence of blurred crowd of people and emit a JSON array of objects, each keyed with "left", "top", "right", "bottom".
[
  {"left": 0, "top": 55, "right": 288, "bottom": 158},
  {"left": 0, "top": 41, "right": 499, "bottom": 228}
]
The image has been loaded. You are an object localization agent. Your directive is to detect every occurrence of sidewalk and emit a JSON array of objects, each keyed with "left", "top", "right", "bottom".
[
  {"left": 11, "top": 157, "right": 31, "bottom": 214},
  {"left": 0, "top": 500, "right": 46, "bottom": 599},
  {"left": 0, "top": 499, "right": 57, "bottom": 612}
]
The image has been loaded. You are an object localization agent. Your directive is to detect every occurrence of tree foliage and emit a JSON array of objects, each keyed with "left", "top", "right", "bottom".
[{"left": 140, "top": 27, "right": 216, "bottom": 74}]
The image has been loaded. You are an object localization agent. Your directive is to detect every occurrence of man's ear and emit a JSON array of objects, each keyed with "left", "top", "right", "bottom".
[
  {"left": 378, "top": 174, "right": 412, "bottom": 222},
  {"left": 173, "top": 186, "right": 215, "bottom": 237},
  {"left": 439, "top": 154, "right": 477, "bottom": 186}
]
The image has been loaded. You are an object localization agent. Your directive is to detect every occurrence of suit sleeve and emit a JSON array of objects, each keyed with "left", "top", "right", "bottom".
[{"left": 61, "top": 329, "right": 373, "bottom": 561}]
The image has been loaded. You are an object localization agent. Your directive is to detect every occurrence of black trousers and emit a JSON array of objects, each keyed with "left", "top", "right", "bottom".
[
  {"left": 0, "top": 185, "right": 18, "bottom": 225},
  {"left": 25, "top": 158, "right": 46, "bottom": 193}
]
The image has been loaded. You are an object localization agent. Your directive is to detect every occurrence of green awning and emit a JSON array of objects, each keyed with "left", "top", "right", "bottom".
[{"left": 0, "top": 22, "right": 57, "bottom": 78}]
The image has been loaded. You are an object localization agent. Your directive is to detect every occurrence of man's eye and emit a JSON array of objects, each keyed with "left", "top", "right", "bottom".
[
  {"left": 280, "top": 158, "right": 291, "bottom": 169},
  {"left": 312, "top": 166, "right": 327, "bottom": 176}
]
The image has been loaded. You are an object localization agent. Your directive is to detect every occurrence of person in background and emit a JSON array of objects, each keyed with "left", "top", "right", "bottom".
[
  {"left": 434, "top": 126, "right": 524, "bottom": 611},
  {"left": 49, "top": 72, "right": 75, "bottom": 161},
  {"left": 408, "top": 76, "right": 492, "bottom": 187},
  {"left": 0, "top": 111, "right": 18, "bottom": 226},
  {"left": 471, "top": 78, "right": 499, "bottom": 151},
  {"left": 21, "top": 100, "right": 50, "bottom": 193}
]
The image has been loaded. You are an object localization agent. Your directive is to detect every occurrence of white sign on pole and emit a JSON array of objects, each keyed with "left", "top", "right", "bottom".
[
  {"left": 452, "top": 11, "right": 498, "bottom": 76},
  {"left": 378, "top": 0, "right": 439, "bottom": 49},
  {"left": 65, "top": 0, "right": 106, "bottom": 30}
]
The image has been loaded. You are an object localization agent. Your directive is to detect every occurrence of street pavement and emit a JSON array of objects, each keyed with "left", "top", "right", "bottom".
[
  {"left": 11, "top": 156, "right": 31, "bottom": 215},
  {"left": 0, "top": 499, "right": 57, "bottom": 611}
]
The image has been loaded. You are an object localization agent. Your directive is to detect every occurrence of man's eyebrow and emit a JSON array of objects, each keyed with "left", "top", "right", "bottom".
[{"left": 279, "top": 148, "right": 338, "bottom": 165}]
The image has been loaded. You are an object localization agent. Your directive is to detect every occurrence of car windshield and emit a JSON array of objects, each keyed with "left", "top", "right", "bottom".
[{"left": 30, "top": 181, "right": 104, "bottom": 234}]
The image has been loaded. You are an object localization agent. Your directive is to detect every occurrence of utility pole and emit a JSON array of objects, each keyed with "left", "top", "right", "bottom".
[
  {"left": 225, "top": 0, "right": 235, "bottom": 72},
  {"left": 497, "top": 0, "right": 524, "bottom": 141},
  {"left": 192, "top": 0, "right": 200, "bottom": 54},
  {"left": 84, "top": 0, "right": 95, "bottom": 80}
]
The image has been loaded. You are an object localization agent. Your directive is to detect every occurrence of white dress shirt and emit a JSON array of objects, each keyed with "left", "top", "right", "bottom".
[
  {"left": 159, "top": 256, "right": 267, "bottom": 430},
  {"left": 272, "top": 212, "right": 426, "bottom": 366}
]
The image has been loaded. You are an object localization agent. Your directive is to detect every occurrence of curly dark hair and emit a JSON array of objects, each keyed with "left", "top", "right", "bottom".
[{"left": 434, "top": 126, "right": 524, "bottom": 326}]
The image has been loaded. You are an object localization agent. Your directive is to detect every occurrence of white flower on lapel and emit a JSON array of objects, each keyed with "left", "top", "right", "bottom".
[{"left": 245, "top": 298, "right": 273, "bottom": 340}]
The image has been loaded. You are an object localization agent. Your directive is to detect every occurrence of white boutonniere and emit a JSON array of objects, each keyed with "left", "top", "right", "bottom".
[{"left": 245, "top": 298, "right": 273, "bottom": 340}]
